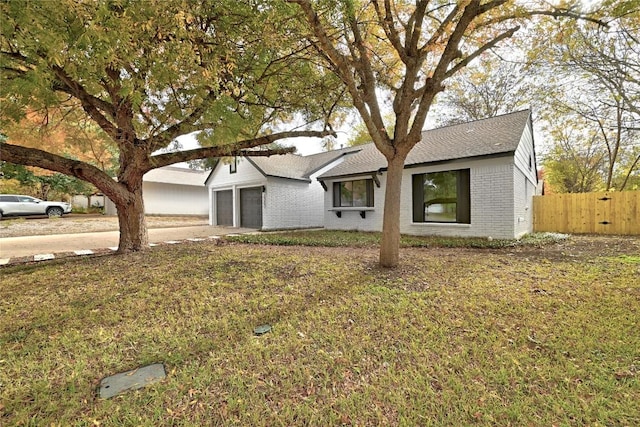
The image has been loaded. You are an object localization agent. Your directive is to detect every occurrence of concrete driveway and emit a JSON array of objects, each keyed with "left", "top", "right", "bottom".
[{"left": 0, "top": 225, "right": 256, "bottom": 260}]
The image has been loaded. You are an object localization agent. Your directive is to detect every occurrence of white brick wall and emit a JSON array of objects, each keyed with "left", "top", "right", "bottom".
[
  {"left": 208, "top": 155, "right": 347, "bottom": 230},
  {"left": 324, "top": 156, "right": 525, "bottom": 239},
  {"left": 263, "top": 177, "right": 324, "bottom": 230}
]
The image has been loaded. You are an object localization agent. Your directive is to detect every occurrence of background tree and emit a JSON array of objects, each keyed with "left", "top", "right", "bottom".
[
  {"left": 1, "top": 0, "right": 342, "bottom": 252},
  {"left": 531, "top": 8, "right": 639, "bottom": 191},
  {"left": 541, "top": 123, "right": 606, "bottom": 193},
  {"left": 2, "top": 105, "right": 116, "bottom": 200},
  {"left": 290, "top": 0, "right": 604, "bottom": 267},
  {"left": 432, "top": 58, "right": 532, "bottom": 126}
]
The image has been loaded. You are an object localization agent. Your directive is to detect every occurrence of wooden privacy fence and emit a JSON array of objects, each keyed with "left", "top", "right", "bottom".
[{"left": 533, "top": 191, "right": 640, "bottom": 235}]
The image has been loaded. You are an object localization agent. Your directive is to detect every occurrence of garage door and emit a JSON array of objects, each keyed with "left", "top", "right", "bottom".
[
  {"left": 240, "top": 187, "right": 262, "bottom": 228},
  {"left": 216, "top": 190, "right": 233, "bottom": 226}
]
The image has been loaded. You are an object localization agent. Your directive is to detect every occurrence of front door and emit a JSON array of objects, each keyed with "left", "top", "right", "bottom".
[{"left": 240, "top": 187, "right": 263, "bottom": 229}]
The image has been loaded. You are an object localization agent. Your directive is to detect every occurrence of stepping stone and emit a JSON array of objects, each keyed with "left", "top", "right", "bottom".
[
  {"left": 98, "top": 363, "right": 166, "bottom": 399},
  {"left": 226, "top": 234, "right": 240, "bottom": 237},
  {"left": 0, "top": 258, "right": 10, "bottom": 265},
  {"left": 34, "top": 253, "right": 55, "bottom": 261},
  {"left": 149, "top": 243, "right": 158, "bottom": 247},
  {"left": 108, "top": 247, "right": 118, "bottom": 251},
  {"left": 74, "top": 249, "right": 94, "bottom": 256},
  {"left": 209, "top": 235, "right": 220, "bottom": 239},
  {"left": 187, "top": 238, "right": 205, "bottom": 242},
  {"left": 164, "top": 240, "right": 180, "bottom": 244}
]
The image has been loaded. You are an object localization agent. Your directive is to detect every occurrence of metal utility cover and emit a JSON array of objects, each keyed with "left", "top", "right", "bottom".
[
  {"left": 254, "top": 324, "right": 272, "bottom": 336},
  {"left": 98, "top": 363, "right": 166, "bottom": 399}
]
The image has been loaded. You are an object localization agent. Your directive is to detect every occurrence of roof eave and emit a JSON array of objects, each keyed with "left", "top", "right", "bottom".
[
  {"left": 318, "top": 151, "right": 516, "bottom": 180},
  {"left": 266, "top": 174, "right": 312, "bottom": 183}
]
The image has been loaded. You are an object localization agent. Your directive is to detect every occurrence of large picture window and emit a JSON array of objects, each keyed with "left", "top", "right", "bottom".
[
  {"left": 333, "top": 179, "right": 374, "bottom": 207},
  {"left": 412, "top": 169, "right": 470, "bottom": 223}
]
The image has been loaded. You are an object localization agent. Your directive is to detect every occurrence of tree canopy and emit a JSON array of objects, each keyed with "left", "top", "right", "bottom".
[
  {"left": 1, "top": 0, "right": 344, "bottom": 251},
  {"left": 290, "top": 0, "right": 608, "bottom": 267},
  {"left": 531, "top": 5, "right": 639, "bottom": 191}
]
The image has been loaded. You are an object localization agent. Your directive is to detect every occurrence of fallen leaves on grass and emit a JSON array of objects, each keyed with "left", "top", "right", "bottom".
[{"left": 1, "top": 240, "right": 639, "bottom": 426}]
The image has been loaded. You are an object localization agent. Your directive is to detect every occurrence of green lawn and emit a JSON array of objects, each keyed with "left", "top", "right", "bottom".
[{"left": 1, "top": 236, "right": 638, "bottom": 426}]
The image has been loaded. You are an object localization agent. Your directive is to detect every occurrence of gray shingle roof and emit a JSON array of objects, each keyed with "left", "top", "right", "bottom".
[
  {"left": 318, "top": 109, "right": 532, "bottom": 179},
  {"left": 246, "top": 146, "right": 360, "bottom": 181}
]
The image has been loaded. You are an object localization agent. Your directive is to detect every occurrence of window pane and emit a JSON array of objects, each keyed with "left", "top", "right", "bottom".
[
  {"left": 340, "top": 181, "right": 353, "bottom": 207},
  {"left": 336, "top": 179, "right": 373, "bottom": 207},
  {"left": 424, "top": 171, "right": 457, "bottom": 222},
  {"left": 352, "top": 180, "right": 367, "bottom": 207}
]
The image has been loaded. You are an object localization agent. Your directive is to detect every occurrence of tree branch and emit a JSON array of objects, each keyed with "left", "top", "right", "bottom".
[
  {"left": 0, "top": 142, "right": 125, "bottom": 202},
  {"left": 445, "top": 25, "right": 520, "bottom": 78},
  {"left": 148, "top": 129, "right": 335, "bottom": 169},
  {"left": 289, "top": 0, "right": 392, "bottom": 155},
  {"left": 49, "top": 65, "right": 119, "bottom": 140}
]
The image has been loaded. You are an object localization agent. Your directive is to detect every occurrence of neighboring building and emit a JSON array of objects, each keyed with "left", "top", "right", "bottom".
[
  {"left": 206, "top": 110, "right": 538, "bottom": 239},
  {"left": 71, "top": 194, "right": 105, "bottom": 210},
  {"left": 105, "top": 166, "right": 209, "bottom": 216},
  {"left": 204, "top": 148, "right": 358, "bottom": 230}
]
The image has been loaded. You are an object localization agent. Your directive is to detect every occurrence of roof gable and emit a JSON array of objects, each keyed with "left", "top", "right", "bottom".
[
  {"left": 244, "top": 146, "right": 359, "bottom": 181},
  {"left": 318, "top": 109, "right": 532, "bottom": 179}
]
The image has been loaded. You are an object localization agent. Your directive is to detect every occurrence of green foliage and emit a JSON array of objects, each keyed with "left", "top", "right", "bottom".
[
  {"left": 0, "top": 163, "right": 37, "bottom": 186},
  {"left": 346, "top": 117, "right": 395, "bottom": 147},
  {"left": 1, "top": 0, "right": 346, "bottom": 159},
  {"left": 0, "top": 162, "right": 96, "bottom": 199},
  {"left": 616, "top": 254, "right": 640, "bottom": 264},
  {"left": 542, "top": 138, "right": 606, "bottom": 193},
  {"left": 227, "top": 230, "right": 569, "bottom": 249}
]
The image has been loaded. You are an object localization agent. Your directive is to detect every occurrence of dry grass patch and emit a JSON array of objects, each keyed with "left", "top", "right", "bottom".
[{"left": 1, "top": 241, "right": 638, "bottom": 426}]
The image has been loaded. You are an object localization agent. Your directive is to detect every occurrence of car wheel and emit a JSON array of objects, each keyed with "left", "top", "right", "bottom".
[
  {"left": 47, "top": 207, "right": 64, "bottom": 218},
  {"left": 0, "top": 211, "right": 3, "bottom": 220}
]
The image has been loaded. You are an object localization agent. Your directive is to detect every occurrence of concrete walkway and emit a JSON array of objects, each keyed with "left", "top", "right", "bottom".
[{"left": 0, "top": 225, "right": 255, "bottom": 263}]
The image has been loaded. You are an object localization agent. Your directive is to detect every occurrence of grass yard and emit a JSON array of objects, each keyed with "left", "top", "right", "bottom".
[{"left": 1, "top": 235, "right": 639, "bottom": 426}]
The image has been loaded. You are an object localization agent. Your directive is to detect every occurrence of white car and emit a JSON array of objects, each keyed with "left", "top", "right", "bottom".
[{"left": 0, "top": 194, "right": 72, "bottom": 220}]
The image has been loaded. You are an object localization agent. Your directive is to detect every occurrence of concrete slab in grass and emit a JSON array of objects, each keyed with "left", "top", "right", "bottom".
[
  {"left": 0, "top": 258, "right": 10, "bottom": 265},
  {"left": 98, "top": 363, "right": 166, "bottom": 399},
  {"left": 74, "top": 249, "right": 94, "bottom": 256},
  {"left": 34, "top": 253, "right": 55, "bottom": 261}
]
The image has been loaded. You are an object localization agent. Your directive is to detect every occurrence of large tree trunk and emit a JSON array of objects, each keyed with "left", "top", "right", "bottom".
[
  {"left": 379, "top": 154, "right": 408, "bottom": 268},
  {"left": 114, "top": 186, "right": 148, "bottom": 253}
]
